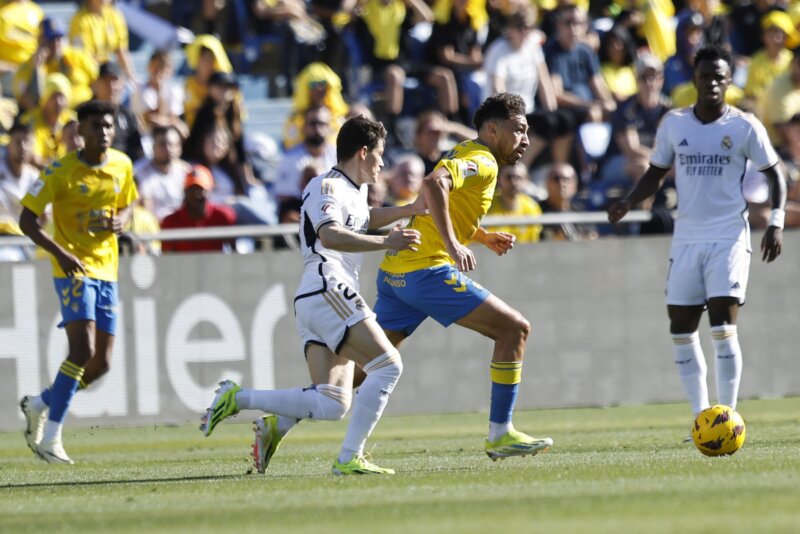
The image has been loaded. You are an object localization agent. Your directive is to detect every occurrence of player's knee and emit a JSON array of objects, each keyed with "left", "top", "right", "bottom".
[
  {"left": 316, "top": 386, "right": 352, "bottom": 420},
  {"left": 365, "top": 349, "right": 403, "bottom": 393},
  {"left": 503, "top": 312, "right": 530, "bottom": 342}
]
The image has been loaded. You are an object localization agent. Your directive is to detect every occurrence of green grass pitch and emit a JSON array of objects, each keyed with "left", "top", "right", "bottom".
[{"left": 2, "top": 398, "right": 799, "bottom": 533}]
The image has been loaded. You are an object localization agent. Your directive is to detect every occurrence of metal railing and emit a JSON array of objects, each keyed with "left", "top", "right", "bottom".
[{"left": 0, "top": 210, "right": 654, "bottom": 248}]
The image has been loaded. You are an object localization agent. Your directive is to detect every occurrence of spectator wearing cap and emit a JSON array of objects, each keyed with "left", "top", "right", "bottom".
[
  {"left": 134, "top": 125, "right": 192, "bottom": 221},
  {"left": 13, "top": 17, "right": 98, "bottom": 111},
  {"left": 282, "top": 62, "right": 349, "bottom": 150},
  {"left": 663, "top": 11, "right": 705, "bottom": 97},
  {"left": 600, "top": 53, "right": 671, "bottom": 187},
  {"left": 69, "top": 0, "right": 136, "bottom": 80},
  {"left": 185, "top": 71, "right": 247, "bottom": 168},
  {"left": 0, "top": 0, "right": 44, "bottom": 69},
  {"left": 184, "top": 35, "right": 234, "bottom": 129},
  {"left": 744, "top": 11, "right": 798, "bottom": 104},
  {"left": 93, "top": 61, "right": 144, "bottom": 161},
  {"left": 130, "top": 50, "right": 188, "bottom": 138},
  {"left": 729, "top": 0, "right": 782, "bottom": 57},
  {"left": 761, "top": 50, "right": 800, "bottom": 145},
  {"left": 19, "top": 73, "right": 76, "bottom": 168},
  {"left": 160, "top": 164, "right": 237, "bottom": 253}
]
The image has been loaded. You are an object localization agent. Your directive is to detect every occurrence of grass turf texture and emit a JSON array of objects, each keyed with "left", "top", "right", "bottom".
[{"left": 1, "top": 398, "right": 799, "bottom": 533}]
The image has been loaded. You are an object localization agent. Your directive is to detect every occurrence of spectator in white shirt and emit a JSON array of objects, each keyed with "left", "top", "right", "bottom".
[
  {"left": 131, "top": 49, "right": 188, "bottom": 139},
  {"left": 0, "top": 121, "right": 39, "bottom": 223},
  {"left": 134, "top": 125, "right": 191, "bottom": 221}
]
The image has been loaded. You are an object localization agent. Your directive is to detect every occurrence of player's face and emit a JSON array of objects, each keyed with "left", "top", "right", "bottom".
[
  {"left": 495, "top": 114, "right": 529, "bottom": 166},
  {"left": 362, "top": 139, "right": 385, "bottom": 185},
  {"left": 79, "top": 113, "right": 115, "bottom": 151},
  {"left": 693, "top": 58, "right": 730, "bottom": 109}
]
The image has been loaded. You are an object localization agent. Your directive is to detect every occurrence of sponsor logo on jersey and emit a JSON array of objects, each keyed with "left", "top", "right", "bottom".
[{"left": 721, "top": 136, "right": 732, "bottom": 150}]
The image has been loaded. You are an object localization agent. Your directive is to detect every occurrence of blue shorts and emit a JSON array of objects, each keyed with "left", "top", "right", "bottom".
[
  {"left": 53, "top": 277, "right": 119, "bottom": 334},
  {"left": 375, "top": 264, "right": 490, "bottom": 335}
]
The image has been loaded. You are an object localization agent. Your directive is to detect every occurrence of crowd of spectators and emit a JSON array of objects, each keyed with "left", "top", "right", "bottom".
[{"left": 2, "top": 0, "right": 800, "bottom": 257}]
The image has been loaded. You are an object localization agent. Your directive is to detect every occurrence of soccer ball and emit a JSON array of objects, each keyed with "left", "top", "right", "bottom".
[{"left": 692, "top": 405, "right": 746, "bottom": 456}]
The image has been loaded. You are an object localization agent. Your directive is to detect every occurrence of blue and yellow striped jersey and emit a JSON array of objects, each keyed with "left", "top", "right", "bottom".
[
  {"left": 21, "top": 149, "right": 138, "bottom": 281},
  {"left": 381, "top": 139, "right": 498, "bottom": 273}
]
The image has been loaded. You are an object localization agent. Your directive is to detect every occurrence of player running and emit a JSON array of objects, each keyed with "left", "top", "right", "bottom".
[
  {"left": 200, "top": 115, "right": 424, "bottom": 475},
  {"left": 608, "top": 45, "right": 787, "bottom": 434},
  {"left": 18, "top": 100, "right": 138, "bottom": 464},
  {"left": 375, "top": 92, "right": 553, "bottom": 461}
]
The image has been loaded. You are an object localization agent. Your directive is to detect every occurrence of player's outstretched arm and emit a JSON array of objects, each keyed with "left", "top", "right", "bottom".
[
  {"left": 473, "top": 227, "right": 515, "bottom": 256},
  {"left": 367, "top": 192, "right": 428, "bottom": 229},
  {"left": 319, "top": 223, "right": 421, "bottom": 253},
  {"left": 19, "top": 207, "right": 86, "bottom": 277},
  {"left": 760, "top": 163, "right": 787, "bottom": 263},
  {"left": 607, "top": 165, "right": 670, "bottom": 224},
  {"left": 422, "top": 168, "right": 476, "bottom": 271}
]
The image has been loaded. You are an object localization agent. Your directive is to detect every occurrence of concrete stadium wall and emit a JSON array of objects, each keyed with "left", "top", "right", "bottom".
[{"left": 1, "top": 233, "right": 799, "bottom": 430}]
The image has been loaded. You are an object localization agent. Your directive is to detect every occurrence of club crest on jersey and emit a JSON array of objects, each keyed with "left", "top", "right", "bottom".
[
  {"left": 721, "top": 136, "right": 732, "bottom": 150},
  {"left": 79, "top": 184, "right": 89, "bottom": 195}
]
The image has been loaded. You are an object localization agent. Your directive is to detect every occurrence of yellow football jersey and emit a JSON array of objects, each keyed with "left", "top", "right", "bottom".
[
  {"left": 21, "top": 149, "right": 138, "bottom": 281},
  {"left": 381, "top": 140, "right": 498, "bottom": 273}
]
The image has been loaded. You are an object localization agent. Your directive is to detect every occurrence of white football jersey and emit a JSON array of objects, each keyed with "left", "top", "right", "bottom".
[
  {"left": 650, "top": 106, "right": 778, "bottom": 245},
  {"left": 296, "top": 167, "right": 370, "bottom": 297}
]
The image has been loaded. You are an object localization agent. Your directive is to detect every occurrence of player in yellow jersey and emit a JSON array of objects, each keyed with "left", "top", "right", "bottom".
[
  {"left": 18, "top": 100, "right": 138, "bottom": 464},
  {"left": 375, "top": 93, "right": 554, "bottom": 460}
]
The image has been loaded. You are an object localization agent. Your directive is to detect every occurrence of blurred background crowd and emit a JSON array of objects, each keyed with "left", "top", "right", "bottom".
[{"left": 1, "top": 0, "right": 800, "bottom": 257}]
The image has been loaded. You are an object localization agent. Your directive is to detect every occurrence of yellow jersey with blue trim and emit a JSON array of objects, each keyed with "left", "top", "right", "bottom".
[
  {"left": 21, "top": 149, "right": 138, "bottom": 281},
  {"left": 381, "top": 139, "right": 498, "bottom": 273}
]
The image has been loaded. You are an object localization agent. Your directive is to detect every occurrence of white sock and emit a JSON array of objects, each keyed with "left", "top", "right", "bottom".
[
  {"left": 711, "top": 325, "right": 742, "bottom": 409},
  {"left": 488, "top": 421, "right": 513, "bottom": 442},
  {"left": 276, "top": 415, "right": 298, "bottom": 436},
  {"left": 338, "top": 351, "right": 403, "bottom": 464},
  {"left": 32, "top": 395, "right": 48, "bottom": 413},
  {"left": 672, "top": 332, "right": 709, "bottom": 415},
  {"left": 236, "top": 384, "right": 350, "bottom": 421},
  {"left": 41, "top": 420, "right": 63, "bottom": 444}
]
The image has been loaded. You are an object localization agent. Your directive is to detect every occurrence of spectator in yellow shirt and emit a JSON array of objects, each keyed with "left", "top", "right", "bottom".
[
  {"left": 599, "top": 26, "right": 638, "bottom": 105},
  {"left": 19, "top": 73, "right": 76, "bottom": 168},
  {"left": 69, "top": 0, "right": 135, "bottom": 80},
  {"left": 13, "top": 18, "right": 98, "bottom": 111},
  {"left": 744, "top": 11, "right": 797, "bottom": 104},
  {"left": 183, "top": 34, "right": 233, "bottom": 129},
  {"left": 487, "top": 163, "right": 543, "bottom": 244},
  {"left": 760, "top": 51, "right": 800, "bottom": 145},
  {"left": 0, "top": 0, "right": 43, "bottom": 69}
]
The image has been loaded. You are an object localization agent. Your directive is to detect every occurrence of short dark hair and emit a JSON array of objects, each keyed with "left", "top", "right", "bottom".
[
  {"left": 152, "top": 125, "right": 180, "bottom": 139},
  {"left": 76, "top": 99, "right": 117, "bottom": 122},
  {"left": 693, "top": 45, "right": 732, "bottom": 72},
  {"left": 473, "top": 93, "right": 526, "bottom": 131},
  {"left": 336, "top": 115, "right": 386, "bottom": 162}
]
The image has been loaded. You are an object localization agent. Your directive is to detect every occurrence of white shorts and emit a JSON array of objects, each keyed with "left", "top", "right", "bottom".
[
  {"left": 666, "top": 241, "right": 751, "bottom": 306},
  {"left": 294, "top": 279, "right": 375, "bottom": 354}
]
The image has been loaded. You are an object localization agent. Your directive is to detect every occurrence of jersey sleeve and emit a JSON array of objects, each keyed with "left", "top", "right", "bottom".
[
  {"left": 306, "top": 178, "right": 345, "bottom": 233},
  {"left": 20, "top": 166, "right": 56, "bottom": 217},
  {"left": 435, "top": 152, "right": 494, "bottom": 192},
  {"left": 117, "top": 160, "right": 139, "bottom": 209},
  {"left": 649, "top": 115, "right": 674, "bottom": 169},
  {"left": 745, "top": 117, "right": 780, "bottom": 171}
]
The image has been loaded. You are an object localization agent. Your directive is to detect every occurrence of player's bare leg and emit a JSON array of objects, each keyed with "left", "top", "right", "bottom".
[{"left": 455, "top": 295, "right": 552, "bottom": 459}]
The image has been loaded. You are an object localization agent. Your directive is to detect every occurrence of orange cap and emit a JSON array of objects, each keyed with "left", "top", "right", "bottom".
[{"left": 184, "top": 164, "right": 214, "bottom": 191}]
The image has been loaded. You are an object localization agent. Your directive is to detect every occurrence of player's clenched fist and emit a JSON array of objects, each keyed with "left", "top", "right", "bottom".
[{"left": 606, "top": 200, "right": 630, "bottom": 224}]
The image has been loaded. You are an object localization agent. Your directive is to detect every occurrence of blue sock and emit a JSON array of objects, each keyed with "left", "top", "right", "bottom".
[
  {"left": 41, "top": 387, "right": 51, "bottom": 407},
  {"left": 490, "top": 382, "right": 518, "bottom": 424},
  {"left": 48, "top": 361, "right": 85, "bottom": 424},
  {"left": 489, "top": 360, "right": 522, "bottom": 424}
]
